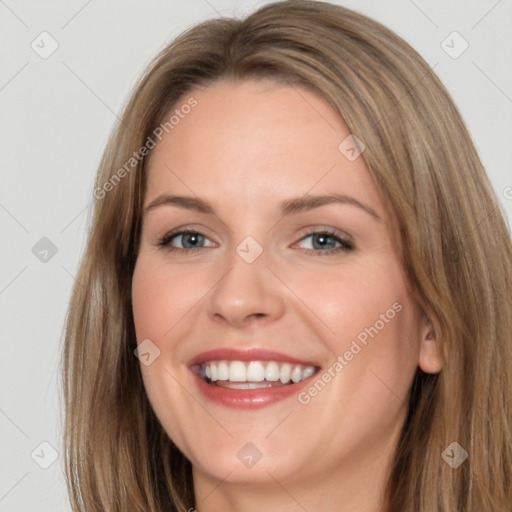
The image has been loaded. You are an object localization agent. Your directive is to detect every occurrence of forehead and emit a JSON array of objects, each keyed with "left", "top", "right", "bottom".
[{"left": 144, "top": 79, "right": 382, "bottom": 217}]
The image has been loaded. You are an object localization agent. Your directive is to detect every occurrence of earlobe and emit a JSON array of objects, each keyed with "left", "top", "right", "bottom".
[{"left": 418, "top": 318, "right": 444, "bottom": 374}]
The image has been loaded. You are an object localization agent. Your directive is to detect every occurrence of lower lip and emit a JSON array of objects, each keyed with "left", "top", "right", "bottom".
[{"left": 191, "top": 370, "right": 314, "bottom": 409}]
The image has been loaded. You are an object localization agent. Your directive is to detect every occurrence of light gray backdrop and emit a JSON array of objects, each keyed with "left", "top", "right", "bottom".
[{"left": 1, "top": 0, "right": 511, "bottom": 510}]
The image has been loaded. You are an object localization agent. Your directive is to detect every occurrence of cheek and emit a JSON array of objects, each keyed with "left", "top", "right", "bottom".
[
  {"left": 296, "top": 257, "right": 412, "bottom": 340},
  {"left": 131, "top": 258, "right": 203, "bottom": 449},
  {"left": 294, "top": 261, "right": 419, "bottom": 444},
  {"left": 131, "top": 256, "right": 203, "bottom": 340},
  {"left": 294, "top": 256, "right": 420, "bottom": 384}
]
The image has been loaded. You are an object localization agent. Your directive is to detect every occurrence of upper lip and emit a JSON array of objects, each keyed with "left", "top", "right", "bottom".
[{"left": 188, "top": 348, "right": 320, "bottom": 368}]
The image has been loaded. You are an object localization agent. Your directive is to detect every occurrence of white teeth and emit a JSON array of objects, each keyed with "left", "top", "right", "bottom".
[
  {"left": 199, "top": 360, "right": 317, "bottom": 385},
  {"left": 229, "top": 361, "right": 247, "bottom": 382},
  {"left": 265, "top": 361, "right": 280, "bottom": 381},
  {"left": 247, "top": 361, "right": 266, "bottom": 382},
  {"left": 302, "top": 366, "right": 315, "bottom": 380},
  {"left": 210, "top": 363, "right": 218, "bottom": 381},
  {"left": 291, "top": 366, "right": 303, "bottom": 383},
  {"left": 280, "top": 363, "right": 292, "bottom": 384},
  {"left": 217, "top": 361, "right": 229, "bottom": 381}
]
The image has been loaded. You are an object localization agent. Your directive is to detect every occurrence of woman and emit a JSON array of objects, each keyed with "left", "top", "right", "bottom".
[{"left": 61, "top": 1, "right": 512, "bottom": 510}]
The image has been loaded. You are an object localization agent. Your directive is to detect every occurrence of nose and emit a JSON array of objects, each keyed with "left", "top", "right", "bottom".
[{"left": 205, "top": 247, "right": 286, "bottom": 329}]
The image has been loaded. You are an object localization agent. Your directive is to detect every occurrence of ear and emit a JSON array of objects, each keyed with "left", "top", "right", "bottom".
[{"left": 418, "top": 315, "right": 444, "bottom": 374}]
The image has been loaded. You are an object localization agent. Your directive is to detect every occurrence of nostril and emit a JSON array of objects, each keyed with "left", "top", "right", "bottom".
[{"left": 245, "top": 313, "right": 265, "bottom": 320}]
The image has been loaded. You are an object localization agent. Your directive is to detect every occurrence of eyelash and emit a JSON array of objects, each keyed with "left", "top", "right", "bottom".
[{"left": 156, "top": 228, "right": 354, "bottom": 256}]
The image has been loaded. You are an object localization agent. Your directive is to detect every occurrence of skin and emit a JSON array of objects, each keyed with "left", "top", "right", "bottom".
[{"left": 131, "top": 78, "right": 443, "bottom": 512}]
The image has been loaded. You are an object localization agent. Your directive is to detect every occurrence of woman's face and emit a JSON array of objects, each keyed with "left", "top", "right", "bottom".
[{"left": 132, "top": 79, "right": 439, "bottom": 491}]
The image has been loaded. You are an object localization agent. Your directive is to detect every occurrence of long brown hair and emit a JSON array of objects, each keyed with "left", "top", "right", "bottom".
[{"left": 60, "top": 1, "right": 512, "bottom": 510}]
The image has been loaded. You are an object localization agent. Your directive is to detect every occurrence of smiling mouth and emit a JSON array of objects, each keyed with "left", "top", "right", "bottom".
[{"left": 197, "top": 360, "right": 319, "bottom": 389}]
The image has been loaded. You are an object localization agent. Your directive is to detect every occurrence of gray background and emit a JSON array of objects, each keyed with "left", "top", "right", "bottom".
[{"left": 1, "top": 0, "right": 511, "bottom": 510}]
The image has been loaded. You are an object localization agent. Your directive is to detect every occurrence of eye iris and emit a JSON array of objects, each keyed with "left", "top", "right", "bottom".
[
  {"left": 312, "top": 233, "right": 336, "bottom": 250},
  {"left": 182, "top": 233, "right": 203, "bottom": 248}
]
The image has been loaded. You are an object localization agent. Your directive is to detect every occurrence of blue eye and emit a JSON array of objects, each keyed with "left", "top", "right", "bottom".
[
  {"left": 158, "top": 230, "right": 215, "bottom": 252},
  {"left": 296, "top": 231, "right": 353, "bottom": 255},
  {"left": 157, "top": 229, "right": 354, "bottom": 256}
]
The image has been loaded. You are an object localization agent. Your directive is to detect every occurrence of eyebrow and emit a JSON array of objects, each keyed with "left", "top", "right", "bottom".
[{"left": 143, "top": 193, "right": 381, "bottom": 221}]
